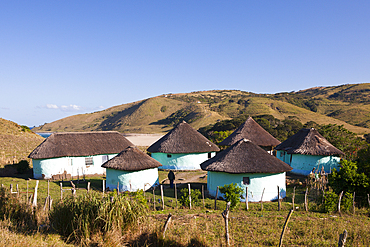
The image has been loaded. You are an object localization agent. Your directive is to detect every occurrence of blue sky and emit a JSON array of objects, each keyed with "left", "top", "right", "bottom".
[{"left": 1, "top": 1, "right": 370, "bottom": 127}]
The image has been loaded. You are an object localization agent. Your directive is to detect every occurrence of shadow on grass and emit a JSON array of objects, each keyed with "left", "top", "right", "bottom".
[{"left": 129, "top": 231, "right": 209, "bottom": 247}]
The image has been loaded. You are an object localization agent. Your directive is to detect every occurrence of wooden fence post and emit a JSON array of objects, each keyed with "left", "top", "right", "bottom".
[
  {"left": 47, "top": 180, "right": 49, "bottom": 198},
  {"left": 32, "top": 180, "right": 39, "bottom": 208},
  {"left": 260, "top": 188, "right": 265, "bottom": 212},
  {"left": 221, "top": 201, "right": 231, "bottom": 246},
  {"left": 245, "top": 187, "right": 249, "bottom": 210},
  {"left": 26, "top": 181, "right": 29, "bottom": 204},
  {"left": 279, "top": 209, "right": 293, "bottom": 247},
  {"left": 43, "top": 196, "right": 49, "bottom": 211},
  {"left": 304, "top": 187, "right": 308, "bottom": 212},
  {"left": 87, "top": 182, "right": 91, "bottom": 193},
  {"left": 368, "top": 194, "right": 370, "bottom": 207},
  {"left": 10, "top": 184, "right": 13, "bottom": 193},
  {"left": 16, "top": 184, "right": 19, "bottom": 198},
  {"left": 117, "top": 182, "right": 120, "bottom": 195},
  {"left": 338, "top": 191, "right": 344, "bottom": 214},
  {"left": 338, "top": 229, "right": 348, "bottom": 247},
  {"left": 292, "top": 187, "right": 295, "bottom": 210},
  {"left": 160, "top": 185, "right": 164, "bottom": 210},
  {"left": 174, "top": 182, "right": 178, "bottom": 208},
  {"left": 102, "top": 180, "right": 105, "bottom": 194},
  {"left": 60, "top": 182, "right": 63, "bottom": 201},
  {"left": 49, "top": 197, "right": 53, "bottom": 211},
  {"left": 353, "top": 192, "right": 355, "bottom": 214},
  {"left": 188, "top": 184, "right": 192, "bottom": 209},
  {"left": 202, "top": 185, "right": 205, "bottom": 208},
  {"left": 153, "top": 187, "right": 156, "bottom": 210},
  {"left": 162, "top": 213, "right": 172, "bottom": 238},
  {"left": 215, "top": 186, "right": 219, "bottom": 210},
  {"left": 278, "top": 186, "right": 281, "bottom": 211}
]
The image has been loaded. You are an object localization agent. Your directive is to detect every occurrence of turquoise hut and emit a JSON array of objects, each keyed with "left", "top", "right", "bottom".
[
  {"left": 102, "top": 146, "right": 162, "bottom": 192},
  {"left": 219, "top": 116, "right": 281, "bottom": 154},
  {"left": 147, "top": 121, "right": 220, "bottom": 170},
  {"left": 29, "top": 131, "right": 133, "bottom": 179},
  {"left": 201, "top": 139, "right": 292, "bottom": 202},
  {"left": 275, "top": 128, "right": 344, "bottom": 175}
]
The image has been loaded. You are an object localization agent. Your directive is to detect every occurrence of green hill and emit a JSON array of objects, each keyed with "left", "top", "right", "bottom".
[
  {"left": 33, "top": 84, "right": 370, "bottom": 135},
  {"left": 0, "top": 118, "right": 44, "bottom": 166}
]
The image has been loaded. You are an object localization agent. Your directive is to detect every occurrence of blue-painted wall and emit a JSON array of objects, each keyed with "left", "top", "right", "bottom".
[
  {"left": 33, "top": 153, "right": 118, "bottom": 179},
  {"left": 105, "top": 168, "right": 159, "bottom": 192},
  {"left": 151, "top": 152, "right": 216, "bottom": 170},
  {"left": 276, "top": 150, "right": 340, "bottom": 175},
  {"left": 207, "top": 171, "right": 287, "bottom": 202}
]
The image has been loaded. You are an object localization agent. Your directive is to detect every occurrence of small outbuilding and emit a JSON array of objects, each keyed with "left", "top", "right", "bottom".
[
  {"left": 274, "top": 128, "right": 344, "bottom": 175},
  {"left": 201, "top": 139, "right": 292, "bottom": 202},
  {"left": 218, "top": 116, "right": 281, "bottom": 153},
  {"left": 147, "top": 121, "right": 220, "bottom": 170},
  {"left": 29, "top": 131, "right": 133, "bottom": 179},
  {"left": 102, "top": 146, "right": 162, "bottom": 192}
]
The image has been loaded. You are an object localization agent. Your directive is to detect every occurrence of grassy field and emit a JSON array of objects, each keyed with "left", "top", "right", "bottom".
[{"left": 0, "top": 172, "right": 369, "bottom": 246}]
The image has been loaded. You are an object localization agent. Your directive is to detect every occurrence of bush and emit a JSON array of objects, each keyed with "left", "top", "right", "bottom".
[
  {"left": 219, "top": 183, "right": 243, "bottom": 209},
  {"left": 15, "top": 160, "right": 30, "bottom": 174},
  {"left": 322, "top": 191, "right": 339, "bottom": 213},
  {"left": 178, "top": 188, "right": 201, "bottom": 208},
  {"left": 49, "top": 191, "right": 147, "bottom": 242}
]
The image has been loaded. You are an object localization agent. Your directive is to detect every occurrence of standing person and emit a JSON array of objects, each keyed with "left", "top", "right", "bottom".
[{"left": 168, "top": 170, "right": 175, "bottom": 188}]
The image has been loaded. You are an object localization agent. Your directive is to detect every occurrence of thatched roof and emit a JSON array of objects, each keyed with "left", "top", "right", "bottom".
[
  {"left": 147, "top": 121, "right": 220, "bottom": 154},
  {"left": 218, "top": 116, "right": 281, "bottom": 147},
  {"left": 29, "top": 131, "right": 133, "bottom": 159},
  {"left": 102, "top": 146, "right": 162, "bottom": 171},
  {"left": 274, "top": 128, "right": 344, "bottom": 156},
  {"left": 201, "top": 139, "right": 292, "bottom": 174}
]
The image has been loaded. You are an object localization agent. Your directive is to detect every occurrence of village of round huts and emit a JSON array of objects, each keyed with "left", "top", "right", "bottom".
[
  {"left": 274, "top": 128, "right": 344, "bottom": 175},
  {"left": 218, "top": 116, "right": 281, "bottom": 154},
  {"left": 201, "top": 139, "right": 292, "bottom": 202},
  {"left": 147, "top": 121, "right": 220, "bottom": 170},
  {"left": 29, "top": 131, "right": 134, "bottom": 180},
  {"left": 101, "top": 146, "right": 162, "bottom": 192}
]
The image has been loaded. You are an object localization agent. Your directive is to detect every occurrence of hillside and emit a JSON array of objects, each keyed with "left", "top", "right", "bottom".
[
  {"left": 0, "top": 118, "right": 44, "bottom": 166},
  {"left": 33, "top": 84, "right": 370, "bottom": 135}
]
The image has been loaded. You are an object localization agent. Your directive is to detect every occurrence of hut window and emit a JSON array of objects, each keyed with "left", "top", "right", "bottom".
[
  {"left": 208, "top": 152, "right": 212, "bottom": 159},
  {"left": 243, "top": 177, "right": 250, "bottom": 185},
  {"left": 85, "top": 157, "right": 93, "bottom": 167},
  {"left": 167, "top": 154, "right": 172, "bottom": 158},
  {"left": 102, "top": 155, "right": 109, "bottom": 164}
]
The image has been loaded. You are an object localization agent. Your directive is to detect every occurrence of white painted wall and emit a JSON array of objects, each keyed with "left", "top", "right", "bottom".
[{"left": 151, "top": 152, "right": 216, "bottom": 170}]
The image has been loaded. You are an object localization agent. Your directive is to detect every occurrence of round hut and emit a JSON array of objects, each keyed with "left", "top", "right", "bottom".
[
  {"left": 275, "top": 128, "right": 344, "bottom": 175},
  {"left": 102, "top": 146, "right": 162, "bottom": 192},
  {"left": 147, "top": 121, "right": 220, "bottom": 170},
  {"left": 201, "top": 139, "right": 292, "bottom": 202},
  {"left": 218, "top": 116, "right": 281, "bottom": 154}
]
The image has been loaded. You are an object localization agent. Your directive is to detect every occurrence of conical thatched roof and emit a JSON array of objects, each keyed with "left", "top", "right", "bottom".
[
  {"left": 29, "top": 131, "right": 133, "bottom": 159},
  {"left": 274, "top": 128, "right": 344, "bottom": 156},
  {"left": 201, "top": 139, "right": 292, "bottom": 174},
  {"left": 218, "top": 116, "right": 281, "bottom": 147},
  {"left": 102, "top": 146, "right": 162, "bottom": 171},
  {"left": 147, "top": 121, "right": 220, "bottom": 154}
]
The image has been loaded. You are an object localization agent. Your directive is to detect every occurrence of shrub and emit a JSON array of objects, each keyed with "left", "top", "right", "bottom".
[
  {"left": 322, "top": 191, "right": 339, "bottom": 213},
  {"left": 49, "top": 191, "right": 147, "bottom": 242},
  {"left": 15, "top": 160, "right": 30, "bottom": 174},
  {"left": 178, "top": 188, "right": 201, "bottom": 208},
  {"left": 219, "top": 183, "right": 243, "bottom": 209}
]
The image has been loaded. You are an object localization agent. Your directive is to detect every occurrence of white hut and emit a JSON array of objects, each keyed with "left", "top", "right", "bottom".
[
  {"left": 275, "top": 128, "right": 344, "bottom": 175},
  {"left": 201, "top": 139, "right": 292, "bottom": 202},
  {"left": 147, "top": 121, "right": 220, "bottom": 170},
  {"left": 102, "top": 146, "right": 162, "bottom": 192}
]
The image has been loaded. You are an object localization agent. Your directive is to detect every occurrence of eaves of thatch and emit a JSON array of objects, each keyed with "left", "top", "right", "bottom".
[
  {"left": 29, "top": 131, "right": 133, "bottom": 159},
  {"left": 274, "top": 128, "right": 344, "bottom": 156},
  {"left": 102, "top": 146, "right": 162, "bottom": 171},
  {"left": 147, "top": 121, "right": 220, "bottom": 154},
  {"left": 201, "top": 139, "right": 292, "bottom": 174},
  {"left": 218, "top": 116, "right": 281, "bottom": 147}
]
